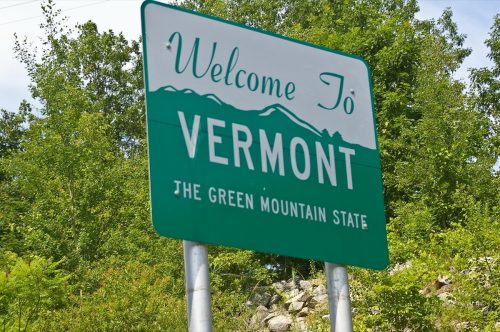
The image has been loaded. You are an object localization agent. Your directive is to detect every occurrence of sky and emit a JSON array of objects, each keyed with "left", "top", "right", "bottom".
[{"left": 0, "top": 0, "right": 499, "bottom": 113}]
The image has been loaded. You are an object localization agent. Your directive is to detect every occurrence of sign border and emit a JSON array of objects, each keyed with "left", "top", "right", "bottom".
[{"left": 141, "top": 0, "right": 388, "bottom": 269}]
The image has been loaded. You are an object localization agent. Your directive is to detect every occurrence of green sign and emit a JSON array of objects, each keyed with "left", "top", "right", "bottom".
[{"left": 141, "top": 0, "right": 389, "bottom": 269}]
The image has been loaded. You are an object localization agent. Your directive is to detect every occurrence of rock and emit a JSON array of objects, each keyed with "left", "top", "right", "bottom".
[
  {"left": 297, "top": 307, "right": 310, "bottom": 317},
  {"left": 435, "top": 284, "right": 453, "bottom": 295},
  {"left": 460, "top": 269, "right": 472, "bottom": 276},
  {"left": 250, "top": 292, "right": 272, "bottom": 307},
  {"left": 454, "top": 322, "right": 471, "bottom": 330},
  {"left": 269, "top": 294, "right": 281, "bottom": 306},
  {"left": 437, "top": 275, "right": 452, "bottom": 285},
  {"left": 477, "top": 256, "right": 494, "bottom": 264},
  {"left": 272, "top": 281, "right": 286, "bottom": 292},
  {"left": 249, "top": 306, "right": 269, "bottom": 326},
  {"left": 420, "top": 285, "right": 431, "bottom": 296},
  {"left": 267, "top": 315, "right": 292, "bottom": 332},
  {"left": 288, "top": 301, "right": 304, "bottom": 313},
  {"left": 263, "top": 312, "right": 279, "bottom": 323},
  {"left": 301, "top": 292, "right": 313, "bottom": 302},
  {"left": 285, "top": 293, "right": 309, "bottom": 310},
  {"left": 471, "top": 300, "right": 483, "bottom": 309},
  {"left": 309, "top": 294, "right": 328, "bottom": 307},
  {"left": 294, "top": 317, "right": 311, "bottom": 332},
  {"left": 464, "top": 257, "right": 498, "bottom": 276},
  {"left": 481, "top": 305, "right": 493, "bottom": 314},
  {"left": 288, "top": 288, "right": 300, "bottom": 298},
  {"left": 310, "top": 278, "right": 323, "bottom": 287},
  {"left": 299, "top": 280, "right": 312, "bottom": 291},
  {"left": 270, "top": 303, "right": 280, "bottom": 311},
  {"left": 421, "top": 275, "right": 452, "bottom": 296},
  {"left": 388, "top": 261, "right": 412, "bottom": 275},
  {"left": 437, "top": 292, "right": 455, "bottom": 304},
  {"left": 286, "top": 291, "right": 312, "bottom": 304},
  {"left": 313, "top": 284, "right": 327, "bottom": 296},
  {"left": 322, "top": 314, "right": 330, "bottom": 320},
  {"left": 256, "top": 305, "right": 269, "bottom": 312}
]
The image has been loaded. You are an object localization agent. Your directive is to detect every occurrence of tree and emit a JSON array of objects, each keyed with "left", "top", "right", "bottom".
[
  {"left": 0, "top": 105, "right": 30, "bottom": 160},
  {"left": 4, "top": 0, "right": 147, "bottom": 266},
  {"left": 1, "top": 0, "right": 498, "bottom": 330},
  {"left": 470, "top": 14, "right": 499, "bottom": 167},
  {"left": 2, "top": 1, "right": 266, "bottom": 329},
  {"left": 0, "top": 251, "right": 69, "bottom": 331},
  {"left": 14, "top": 0, "right": 144, "bottom": 153}
]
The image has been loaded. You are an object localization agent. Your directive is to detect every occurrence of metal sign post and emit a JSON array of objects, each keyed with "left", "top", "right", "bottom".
[
  {"left": 183, "top": 240, "right": 213, "bottom": 332},
  {"left": 142, "top": 2, "right": 388, "bottom": 330},
  {"left": 325, "top": 262, "right": 353, "bottom": 332}
]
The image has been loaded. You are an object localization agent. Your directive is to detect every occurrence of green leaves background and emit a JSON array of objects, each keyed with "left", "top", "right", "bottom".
[{"left": 0, "top": 0, "right": 498, "bottom": 330}]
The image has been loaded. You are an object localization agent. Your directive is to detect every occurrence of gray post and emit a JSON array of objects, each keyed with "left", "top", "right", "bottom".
[
  {"left": 325, "top": 263, "right": 353, "bottom": 332},
  {"left": 183, "top": 240, "right": 213, "bottom": 332}
]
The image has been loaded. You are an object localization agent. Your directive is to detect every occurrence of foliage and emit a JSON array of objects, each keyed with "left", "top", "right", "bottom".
[
  {"left": 0, "top": 0, "right": 498, "bottom": 330},
  {"left": 14, "top": 0, "right": 144, "bottom": 152},
  {"left": 470, "top": 14, "right": 500, "bottom": 158},
  {"left": 37, "top": 259, "right": 187, "bottom": 332},
  {"left": 0, "top": 252, "right": 69, "bottom": 331},
  {"left": 0, "top": 104, "right": 31, "bottom": 160}
]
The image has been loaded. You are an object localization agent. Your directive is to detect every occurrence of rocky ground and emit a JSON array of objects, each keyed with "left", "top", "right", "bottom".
[
  {"left": 244, "top": 256, "right": 499, "bottom": 332},
  {"left": 245, "top": 277, "right": 331, "bottom": 332}
]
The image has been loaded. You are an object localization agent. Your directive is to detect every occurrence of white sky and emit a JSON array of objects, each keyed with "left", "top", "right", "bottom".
[{"left": 0, "top": 0, "right": 499, "bottom": 112}]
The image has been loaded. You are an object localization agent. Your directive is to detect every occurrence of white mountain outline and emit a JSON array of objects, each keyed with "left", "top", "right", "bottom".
[{"left": 161, "top": 85, "right": 322, "bottom": 137}]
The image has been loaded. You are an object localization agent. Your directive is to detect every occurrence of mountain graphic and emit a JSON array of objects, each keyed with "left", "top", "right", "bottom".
[
  {"left": 159, "top": 86, "right": 331, "bottom": 139},
  {"left": 149, "top": 85, "right": 379, "bottom": 169},
  {"left": 259, "top": 104, "right": 321, "bottom": 137}
]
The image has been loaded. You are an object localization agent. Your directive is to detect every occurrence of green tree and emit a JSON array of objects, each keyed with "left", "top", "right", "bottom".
[
  {"left": 0, "top": 104, "right": 31, "bottom": 160},
  {"left": 2, "top": 1, "right": 268, "bottom": 329},
  {"left": 0, "top": 103, "right": 33, "bottom": 253},
  {"left": 14, "top": 0, "right": 144, "bottom": 153},
  {"left": 0, "top": 251, "right": 69, "bottom": 331},
  {"left": 2, "top": 0, "right": 499, "bottom": 330},
  {"left": 470, "top": 14, "right": 499, "bottom": 167},
  {"left": 4, "top": 0, "right": 147, "bottom": 266}
]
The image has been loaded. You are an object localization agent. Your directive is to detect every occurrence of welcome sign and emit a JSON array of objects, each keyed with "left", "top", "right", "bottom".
[{"left": 141, "top": 1, "right": 389, "bottom": 269}]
